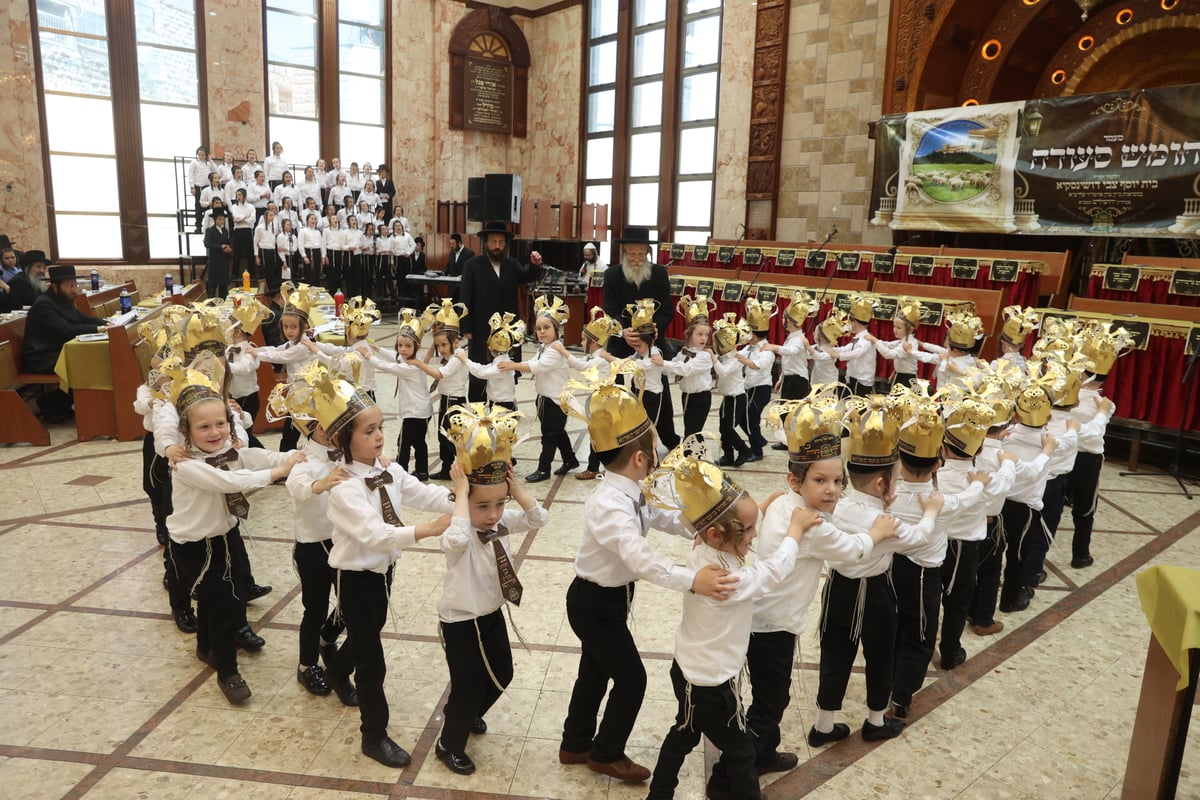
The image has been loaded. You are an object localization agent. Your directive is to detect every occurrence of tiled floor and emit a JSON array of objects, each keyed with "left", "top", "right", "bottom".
[{"left": 2, "top": 326, "right": 1198, "bottom": 800}]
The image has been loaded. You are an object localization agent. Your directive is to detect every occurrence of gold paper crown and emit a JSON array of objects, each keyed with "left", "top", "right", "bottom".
[
  {"left": 265, "top": 360, "right": 375, "bottom": 438},
  {"left": 895, "top": 296, "right": 923, "bottom": 328},
  {"left": 583, "top": 306, "right": 623, "bottom": 346},
  {"left": 890, "top": 380, "right": 944, "bottom": 459},
  {"left": 642, "top": 436, "right": 744, "bottom": 533},
  {"left": 1078, "top": 320, "right": 1135, "bottom": 376},
  {"left": 712, "top": 313, "right": 752, "bottom": 355},
  {"left": 1039, "top": 351, "right": 1095, "bottom": 407},
  {"left": 847, "top": 293, "right": 877, "bottom": 325},
  {"left": 396, "top": 307, "right": 427, "bottom": 343},
  {"left": 963, "top": 363, "right": 1020, "bottom": 425},
  {"left": 745, "top": 297, "right": 777, "bottom": 331},
  {"left": 444, "top": 402, "right": 523, "bottom": 484},
  {"left": 560, "top": 360, "right": 651, "bottom": 452},
  {"left": 342, "top": 297, "right": 381, "bottom": 339},
  {"left": 534, "top": 294, "right": 570, "bottom": 327},
  {"left": 166, "top": 350, "right": 226, "bottom": 415},
  {"left": 764, "top": 384, "right": 842, "bottom": 464},
  {"left": 1014, "top": 367, "right": 1062, "bottom": 428},
  {"left": 328, "top": 350, "right": 367, "bottom": 385},
  {"left": 1031, "top": 333, "right": 1076, "bottom": 362},
  {"left": 487, "top": 311, "right": 526, "bottom": 352},
  {"left": 946, "top": 311, "right": 986, "bottom": 350},
  {"left": 180, "top": 307, "right": 227, "bottom": 359},
  {"left": 783, "top": 289, "right": 818, "bottom": 327},
  {"left": 282, "top": 281, "right": 321, "bottom": 323},
  {"left": 426, "top": 297, "right": 469, "bottom": 335},
  {"left": 1040, "top": 315, "right": 1081, "bottom": 343},
  {"left": 148, "top": 352, "right": 184, "bottom": 401},
  {"left": 843, "top": 394, "right": 902, "bottom": 467},
  {"left": 1000, "top": 305, "right": 1039, "bottom": 347},
  {"left": 229, "top": 297, "right": 276, "bottom": 337},
  {"left": 941, "top": 390, "right": 997, "bottom": 456},
  {"left": 819, "top": 308, "right": 851, "bottom": 343},
  {"left": 678, "top": 294, "right": 716, "bottom": 326},
  {"left": 626, "top": 298, "right": 659, "bottom": 332}
]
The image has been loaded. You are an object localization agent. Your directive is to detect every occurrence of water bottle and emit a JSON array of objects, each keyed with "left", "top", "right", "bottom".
[
  {"left": 334, "top": 289, "right": 345, "bottom": 317},
  {"left": 242, "top": 269, "right": 251, "bottom": 292},
  {"left": 119, "top": 289, "right": 132, "bottom": 314},
  {"left": 90, "top": 269, "right": 100, "bottom": 291},
  {"left": 164, "top": 272, "right": 174, "bottom": 293}
]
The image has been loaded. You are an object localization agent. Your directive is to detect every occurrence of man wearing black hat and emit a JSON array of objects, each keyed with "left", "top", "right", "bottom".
[
  {"left": 22, "top": 264, "right": 108, "bottom": 422},
  {"left": 444, "top": 233, "right": 474, "bottom": 277},
  {"left": 4, "top": 250, "right": 50, "bottom": 308},
  {"left": 203, "top": 207, "right": 234, "bottom": 299},
  {"left": 374, "top": 164, "right": 396, "bottom": 220},
  {"left": 459, "top": 221, "right": 546, "bottom": 401}
]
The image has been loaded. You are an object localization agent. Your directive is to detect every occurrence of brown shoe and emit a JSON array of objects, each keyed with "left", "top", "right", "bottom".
[
  {"left": 558, "top": 747, "right": 589, "bottom": 765},
  {"left": 971, "top": 621, "right": 1005, "bottom": 636},
  {"left": 574, "top": 470, "right": 600, "bottom": 481},
  {"left": 587, "top": 756, "right": 651, "bottom": 783}
]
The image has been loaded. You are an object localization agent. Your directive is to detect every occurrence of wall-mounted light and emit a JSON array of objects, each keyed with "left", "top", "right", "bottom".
[{"left": 1020, "top": 105, "right": 1045, "bottom": 138}]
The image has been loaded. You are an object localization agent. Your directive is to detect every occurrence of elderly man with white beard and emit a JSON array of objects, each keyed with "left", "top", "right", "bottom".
[
  {"left": 600, "top": 227, "right": 680, "bottom": 449},
  {"left": 0, "top": 248, "right": 49, "bottom": 311}
]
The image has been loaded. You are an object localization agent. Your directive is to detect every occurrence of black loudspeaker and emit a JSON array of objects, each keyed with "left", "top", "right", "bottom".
[
  {"left": 484, "top": 173, "right": 522, "bottom": 223},
  {"left": 467, "top": 177, "right": 486, "bottom": 221}
]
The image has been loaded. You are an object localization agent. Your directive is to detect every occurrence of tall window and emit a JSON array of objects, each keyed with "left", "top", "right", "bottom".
[
  {"left": 264, "top": 0, "right": 387, "bottom": 167},
  {"left": 34, "top": 0, "right": 204, "bottom": 262},
  {"left": 582, "top": 0, "right": 722, "bottom": 254}
]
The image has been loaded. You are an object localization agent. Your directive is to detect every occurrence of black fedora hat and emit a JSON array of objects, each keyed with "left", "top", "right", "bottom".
[
  {"left": 479, "top": 220, "right": 515, "bottom": 240},
  {"left": 20, "top": 249, "right": 52, "bottom": 268},
  {"left": 614, "top": 227, "right": 657, "bottom": 245},
  {"left": 47, "top": 264, "right": 78, "bottom": 282}
]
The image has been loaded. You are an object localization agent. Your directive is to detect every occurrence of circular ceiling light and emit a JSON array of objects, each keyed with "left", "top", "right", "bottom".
[
  {"left": 981, "top": 39, "right": 1002, "bottom": 61},
  {"left": 1077, "top": 35, "right": 1095, "bottom": 51},
  {"left": 962, "top": 98, "right": 980, "bottom": 106},
  {"left": 1051, "top": 69, "right": 1068, "bottom": 84},
  {"left": 1161, "top": 0, "right": 1179, "bottom": 9},
  {"left": 1116, "top": 8, "right": 1134, "bottom": 24}
]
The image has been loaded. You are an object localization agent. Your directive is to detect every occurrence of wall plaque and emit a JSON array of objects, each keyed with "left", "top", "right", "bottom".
[
  {"left": 755, "top": 285, "right": 778, "bottom": 304},
  {"left": 692, "top": 245, "right": 710, "bottom": 262},
  {"left": 951, "top": 257, "right": 980, "bottom": 280},
  {"left": 670, "top": 243, "right": 687, "bottom": 260},
  {"left": 1169, "top": 270, "right": 1200, "bottom": 297},
  {"left": 717, "top": 246, "right": 736, "bottom": 264},
  {"left": 721, "top": 282, "right": 744, "bottom": 303},
  {"left": 1186, "top": 325, "right": 1200, "bottom": 356},
  {"left": 1103, "top": 266, "right": 1141, "bottom": 292},
  {"left": 743, "top": 247, "right": 763, "bottom": 266},
  {"left": 668, "top": 276, "right": 685, "bottom": 296},
  {"left": 838, "top": 252, "right": 862, "bottom": 272},
  {"left": 465, "top": 57, "right": 513, "bottom": 133}
]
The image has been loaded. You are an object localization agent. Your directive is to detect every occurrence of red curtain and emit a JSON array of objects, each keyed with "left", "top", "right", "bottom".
[
  {"left": 1103, "top": 332, "right": 1200, "bottom": 431},
  {"left": 1087, "top": 274, "right": 1200, "bottom": 307}
]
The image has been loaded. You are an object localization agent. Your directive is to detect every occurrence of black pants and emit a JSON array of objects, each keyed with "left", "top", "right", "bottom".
[
  {"left": 1069, "top": 452, "right": 1104, "bottom": 559},
  {"left": 280, "top": 418, "right": 301, "bottom": 452},
  {"left": 780, "top": 373, "right": 810, "bottom": 401},
  {"left": 302, "top": 248, "right": 322, "bottom": 285},
  {"left": 327, "top": 250, "right": 347, "bottom": 293},
  {"left": 940, "top": 538, "right": 980, "bottom": 662},
  {"left": 345, "top": 253, "right": 364, "bottom": 299},
  {"left": 232, "top": 228, "right": 254, "bottom": 278},
  {"left": 746, "top": 385, "right": 772, "bottom": 454},
  {"left": 893, "top": 372, "right": 917, "bottom": 389},
  {"left": 890, "top": 554, "right": 941, "bottom": 708},
  {"left": 142, "top": 433, "right": 172, "bottom": 545},
  {"left": 234, "top": 392, "right": 263, "bottom": 449},
  {"left": 440, "top": 609, "right": 513, "bottom": 754},
  {"left": 562, "top": 577, "right": 644, "bottom": 762},
  {"left": 259, "top": 249, "right": 281, "bottom": 289},
  {"left": 537, "top": 395, "right": 577, "bottom": 472},
  {"left": 718, "top": 393, "right": 750, "bottom": 461},
  {"left": 847, "top": 377, "right": 874, "bottom": 397},
  {"left": 337, "top": 566, "right": 394, "bottom": 742},
  {"left": 170, "top": 531, "right": 243, "bottom": 680},
  {"left": 968, "top": 515, "right": 1005, "bottom": 627},
  {"left": 294, "top": 540, "right": 339, "bottom": 668},
  {"left": 192, "top": 188, "right": 206, "bottom": 231},
  {"left": 437, "top": 395, "right": 466, "bottom": 472},
  {"left": 645, "top": 387, "right": 680, "bottom": 449},
  {"left": 680, "top": 391, "right": 711, "bottom": 440},
  {"left": 397, "top": 417, "right": 429, "bottom": 475},
  {"left": 817, "top": 570, "right": 896, "bottom": 713},
  {"left": 647, "top": 661, "right": 758, "bottom": 800},
  {"left": 1000, "top": 499, "right": 1040, "bottom": 606},
  {"left": 1026, "top": 474, "right": 1068, "bottom": 584}
]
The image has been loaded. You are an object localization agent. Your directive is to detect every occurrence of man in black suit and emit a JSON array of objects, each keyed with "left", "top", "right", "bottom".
[
  {"left": 374, "top": 163, "right": 397, "bottom": 220},
  {"left": 458, "top": 221, "right": 545, "bottom": 401},
  {"left": 444, "top": 233, "right": 474, "bottom": 276},
  {"left": 22, "top": 264, "right": 108, "bottom": 422},
  {"left": 203, "top": 207, "right": 234, "bottom": 299},
  {"left": 6, "top": 250, "right": 50, "bottom": 308}
]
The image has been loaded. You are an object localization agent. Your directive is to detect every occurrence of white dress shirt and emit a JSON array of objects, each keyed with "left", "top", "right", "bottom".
[
  {"left": 527, "top": 343, "right": 570, "bottom": 399},
  {"left": 327, "top": 459, "right": 455, "bottom": 573},
  {"left": 741, "top": 342, "right": 774, "bottom": 389},
  {"left": 276, "top": 231, "right": 299, "bottom": 259},
  {"left": 714, "top": 351, "right": 746, "bottom": 397},
  {"left": 217, "top": 162, "right": 237, "bottom": 184},
  {"left": 198, "top": 185, "right": 222, "bottom": 209},
  {"left": 168, "top": 444, "right": 287, "bottom": 543},
  {"left": 272, "top": 183, "right": 298, "bottom": 208},
  {"left": 134, "top": 383, "right": 157, "bottom": 433},
  {"left": 832, "top": 330, "right": 875, "bottom": 384},
  {"left": 632, "top": 348, "right": 663, "bottom": 394},
  {"left": 287, "top": 439, "right": 342, "bottom": 544},
  {"left": 1070, "top": 387, "right": 1113, "bottom": 455},
  {"left": 574, "top": 472, "right": 697, "bottom": 592},
  {"left": 466, "top": 354, "right": 516, "bottom": 403},
  {"left": 828, "top": 489, "right": 935, "bottom": 578},
  {"left": 254, "top": 225, "right": 277, "bottom": 254},
  {"left": 298, "top": 227, "right": 325, "bottom": 257},
  {"left": 431, "top": 350, "right": 469, "bottom": 398},
  {"left": 751, "top": 490, "right": 876, "bottom": 635},
  {"left": 889, "top": 477, "right": 985, "bottom": 567},
  {"left": 976, "top": 438, "right": 1014, "bottom": 517},
  {"left": 247, "top": 181, "right": 272, "bottom": 209},
  {"left": 1045, "top": 410, "right": 1082, "bottom": 477},
  {"left": 230, "top": 201, "right": 255, "bottom": 230},
  {"left": 296, "top": 180, "right": 322, "bottom": 209},
  {"left": 315, "top": 339, "right": 377, "bottom": 392},
  {"left": 777, "top": 330, "right": 810, "bottom": 378},
  {"left": 225, "top": 342, "right": 260, "bottom": 399},
  {"left": 223, "top": 179, "right": 247, "bottom": 207},
  {"left": 371, "top": 354, "right": 433, "bottom": 419},
  {"left": 938, "top": 457, "right": 1016, "bottom": 542},
  {"left": 676, "top": 537, "right": 799, "bottom": 687},
  {"left": 1002, "top": 424, "right": 1061, "bottom": 509},
  {"left": 256, "top": 340, "right": 318, "bottom": 381},
  {"left": 263, "top": 154, "right": 287, "bottom": 182},
  {"left": 240, "top": 161, "right": 262, "bottom": 183},
  {"left": 875, "top": 334, "right": 939, "bottom": 375},
  {"left": 438, "top": 503, "right": 550, "bottom": 622},
  {"left": 663, "top": 349, "right": 714, "bottom": 393},
  {"left": 324, "top": 227, "right": 346, "bottom": 252},
  {"left": 188, "top": 158, "right": 217, "bottom": 188}
]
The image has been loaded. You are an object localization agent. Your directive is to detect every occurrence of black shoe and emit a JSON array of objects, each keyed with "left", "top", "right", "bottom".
[
  {"left": 362, "top": 735, "right": 411, "bottom": 768},
  {"left": 525, "top": 470, "right": 550, "bottom": 483},
  {"left": 235, "top": 625, "right": 265, "bottom": 650},
  {"left": 807, "top": 723, "right": 851, "bottom": 747},
  {"left": 940, "top": 647, "right": 967, "bottom": 671},
  {"left": 771, "top": 443, "right": 789, "bottom": 451},
  {"left": 754, "top": 750, "right": 798, "bottom": 774},
  {"left": 174, "top": 608, "right": 198, "bottom": 634},
  {"left": 1020, "top": 585, "right": 1036, "bottom": 601},
  {"left": 998, "top": 595, "right": 1030, "bottom": 613},
  {"left": 553, "top": 462, "right": 580, "bottom": 476},
  {"left": 247, "top": 584, "right": 273, "bottom": 601},
  {"left": 717, "top": 455, "right": 735, "bottom": 467},
  {"left": 326, "top": 669, "right": 359, "bottom": 706},
  {"left": 1032, "top": 570, "right": 1047, "bottom": 586},
  {"left": 429, "top": 471, "right": 452, "bottom": 481},
  {"left": 744, "top": 452, "right": 764, "bottom": 463},
  {"left": 435, "top": 739, "right": 476, "bottom": 775},
  {"left": 415, "top": 472, "right": 429, "bottom": 481},
  {"left": 1071, "top": 555, "right": 1094, "bottom": 569},
  {"left": 471, "top": 717, "right": 487, "bottom": 735},
  {"left": 862, "top": 717, "right": 904, "bottom": 741},
  {"left": 297, "top": 664, "right": 331, "bottom": 696},
  {"left": 734, "top": 453, "right": 749, "bottom": 467}
]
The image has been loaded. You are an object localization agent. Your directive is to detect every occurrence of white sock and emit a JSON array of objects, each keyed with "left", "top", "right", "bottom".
[
  {"left": 867, "top": 708, "right": 885, "bottom": 726},
  {"left": 815, "top": 709, "right": 836, "bottom": 733}
]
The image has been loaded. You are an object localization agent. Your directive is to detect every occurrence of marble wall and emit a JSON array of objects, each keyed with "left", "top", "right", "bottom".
[
  {"left": 1, "top": 2, "right": 49, "bottom": 252},
  {"left": 777, "top": 0, "right": 891, "bottom": 245},
  {"left": 712, "top": 0, "right": 754, "bottom": 241},
  {"left": 204, "top": 0, "right": 266, "bottom": 161}
]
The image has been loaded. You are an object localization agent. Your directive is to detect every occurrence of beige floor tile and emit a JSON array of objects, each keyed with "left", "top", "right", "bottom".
[
  {"left": 801, "top": 764, "right": 913, "bottom": 800},
  {"left": 129, "top": 703, "right": 254, "bottom": 762},
  {"left": 0, "top": 756, "right": 95, "bottom": 800},
  {"left": 182, "top": 775, "right": 295, "bottom": 800},
  {"left": 985, "top": 738, "right": 1118, "bottom": 800},
  {"left": 414, "top": 732, "right": 525, "bottom": 793},
  {"left": 0, "top": 689, "right": 86, "bottom": 746},
  {"left": 29, "top": 695, "right": 159, "bottom": 753},
  {"left": 302, "top": 717, "right": 417, "bottom": 784},
  {"left": 80, "top": 767, "right": 200, "bottom": 799},
  {"left": 215, "top": 711, "right": 340, "bottom": 774},
  {"left": 286, "top": 787, "right": 390, "bottom": 800}
]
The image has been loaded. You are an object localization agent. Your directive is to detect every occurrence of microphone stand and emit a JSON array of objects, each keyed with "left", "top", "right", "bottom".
[
  {"left": 1119, "top": 347, "right": 1200, "bottom": 498},
  {"left": 801, "top": 226, "right": 839, "bottom": 337}
]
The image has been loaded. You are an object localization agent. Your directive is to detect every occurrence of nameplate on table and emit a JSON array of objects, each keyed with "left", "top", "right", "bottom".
[
  {"left": 776, "top": 249, "right": 797, "bottom": 268},
  {"left": 742, "top": 247, "right": 763, "bottom": 266},
  {"left": 837, "top": 252, "right": 862, "bottom": 272},
  {"left": 872, "top": 253, "right": 896, "bottom": 274},
  {"left": 670, "top": 243, "right": 687, "bottom": 261},
  {"left": 696, "top": 279, "right": 716, "bottom": 299},
  {"left": 691, "top": 245, "right": 709, "bottom": 262},
  {"left": 951, "top": 257, "right": 980, "bottom": 280},
  {"left": 908, "top": 256, "right": 936, "bottom": 277},
  {"left": 1169, "top": 270, "right": 1200, "bottom": 297},
  {"left": 805, "top": 250, "right": 828, "bottom": 271},
  {"left": 716, "top": 246, "right": 736, "bottom": 264},
  {"left": 668, "top": 276, "right": 685, "bottom": 297},
  {"left": 833, "top": 293, "right": 852, "bottom": 314},
  {"left": 590, "top": 271, "right": 605, "bottom": 288},
  {"left": 1103, "top": 266, "right": 1141, "bottom": 293},
  {"left": 1119, "top": 319, "right": 1151, "bottom": 350},
  {"left": 754, "top": 285, "right": 778, "bottom": 304},
  {"left": 919, "top": 301, "right": 944, "bottom": 326},
  {"left": 989, "top": 259, "right": 1019, "bottom": 282},
  {"left": 874, "top": 296, "right": 898, "bottom": 322},
  {"left": 721, "top": 282, "right": 744, "bottom": 303},
  {"left": 1186, "top": 325, "right": 1200, "bottom": 357}
]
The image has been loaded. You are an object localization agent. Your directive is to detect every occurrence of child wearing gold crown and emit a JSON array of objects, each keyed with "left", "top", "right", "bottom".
[
  {"left": 823, "top": 294, "right": 878, "bottom": 397},
  {"left": 740, "top": 297, "right": 778, "bottom": 462},
  {"left": 499, "top": 295, "right": 580, "bottom": 482},
  {"left": 558, "top": 366, "right": 739, "bottom": 784},
  {"left": 435, "top": 404, "right": 549, "bottom": 775},
  {"left": 922, "top": 312, "right": 986, "bottom": 392},
  {"left": 623, "top": 297, "right": 681, "bottom": 451},
  {"left": 812, "top": 395, "right": 943, "bottom": 744},
  {"left": 249, "top": 283, "right": 323, "bottom": 451},
  {"left": 370, "top": 309, "right": 434, "bottom": 480},
  {"left": 992, "top": 306, "right": 1039, "bottom": 370},
  {"left": 307, "top": 297, "right": 382, "bottom": 400},
  {"left": 225, "top": 298, "right": 275, "bottom": 447},
  {"left": 762, "top": 289, "right": 817, "bottom": 402},
  {"left": 865, "top": 297, "right": 940, "bottom": 389},
  {"left": 324, "top": 376, "right": 455, "bottom": 768},
  {"left": 465, "top": 312, "right": 524, "bottom": 411},
  {"left": 163, "top": 353, "right": 306, "bottom": 704},
  {"left": 711, "top": 313, "right": 754, "bottom": 467},
  {"left": 642, "top": 440, "right": 824, "bottom": 800},
  {"left": 658, "top": 297, "right": 715, "bottom": 439},
  {"left": 421, "top": 301, "right": 472, "bottom": 481},
  {"left": 556, "top": 306, "right": 620, "bottom": 481}
]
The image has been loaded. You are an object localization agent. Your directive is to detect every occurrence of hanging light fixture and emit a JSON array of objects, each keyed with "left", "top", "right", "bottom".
[{"left": 1073, "top": 0, "right": 1099, "bottom": 21}]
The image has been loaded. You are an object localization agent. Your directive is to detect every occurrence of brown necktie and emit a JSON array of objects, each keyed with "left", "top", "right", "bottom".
[
  {"left": 364, "top": 470, "right": 403, "bottom": 525},
  {"left": 476, "top": 525, "right": 523, "bottom": 606},
  {"left": 326, "top": 448, "right": 342, "bottom": 462},
  {"left": 205, "top": 450, "right": 251, "bottom": 518},
  {"left": 431, "top": 357, "right": 448, "bottom": 393}
]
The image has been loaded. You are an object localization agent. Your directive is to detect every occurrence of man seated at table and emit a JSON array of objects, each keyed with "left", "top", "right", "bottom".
[
  {"left": 21, "top": 264, "right": 109, "bottom": 423},
  {"left": 5, "top": 249, "right": 50, "bottom": 309}
]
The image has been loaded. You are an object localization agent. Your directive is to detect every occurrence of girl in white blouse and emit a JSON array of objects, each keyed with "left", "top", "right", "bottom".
[
  {"left": 358, "top": 223, "right": 378, "bottom": 299},
  {"left": 229, "top": 188, "right": 256, "bottom": 281},
  {"left": 296, "top": 166, "right": 322, "bottom": 210},
  {"left": 254, "top": 208, "right": 281, "bottom": 288},
  {"left": 188, "top": 146, "right": 218, "bottom": 231},
  {"left": 198, "top": 172, "right": 223, "bottom": 215},
  {"left": 217, "top": 151, "right": 237, "bottom": 186},
  {"left": 272, "top": 170, "right": 298, "bottom": 209},
  {"left": 323, "top": 216, "right": 347, "bottom": 294},
  {"left": 344, "top": 215, "right": 362, "bottom": 296},
  {"left": 346, "top": 162, "right": 364, "bottom": 196},
  {"left": 276, "top": 218, "right": 299, "bottom": 282},
  {"left": 298, "top": 213, "right": 325, "bottom": 285},
  {"left": 239, "top": 149, "right": 260, "bottom": 183},
  {"left": 358, "top": 179, "right": 380, "bottom": 212},
  {"left": 657, "top": 320, "right": 714, "bottom": 439},
  {"left": 248, "top": 300, "right": 320, "bottom": 451},
  {"left": 329, "top": 172, "right": 352, "bottom": 210},
  {"left": 276, "top": 196, "right": 300, "bottom": 235}
]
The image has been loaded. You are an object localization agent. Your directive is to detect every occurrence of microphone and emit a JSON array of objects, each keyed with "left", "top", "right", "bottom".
[{"left": 804, "top": 225, "right": 841, "bottom": 337}]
